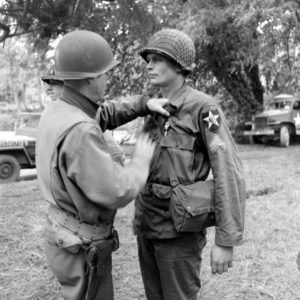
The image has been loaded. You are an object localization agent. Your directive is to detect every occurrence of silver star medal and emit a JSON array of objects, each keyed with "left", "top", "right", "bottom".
[{"left": 163, "top": 121, "right": 170, "bottom": 136}]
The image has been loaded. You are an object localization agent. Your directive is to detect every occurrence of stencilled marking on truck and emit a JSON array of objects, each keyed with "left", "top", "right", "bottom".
[{"left": 0, "top": 140, "right": 28, "bottom": 147}]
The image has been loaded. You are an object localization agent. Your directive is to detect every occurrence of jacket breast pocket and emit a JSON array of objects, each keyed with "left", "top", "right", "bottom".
[{"left": 159, "top": 133, "right": 196, "bottom": 151}]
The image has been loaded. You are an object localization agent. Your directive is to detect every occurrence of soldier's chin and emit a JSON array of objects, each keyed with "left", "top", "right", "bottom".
[{"left": 149, "top": 79, "right": 161, "bottom": 87}]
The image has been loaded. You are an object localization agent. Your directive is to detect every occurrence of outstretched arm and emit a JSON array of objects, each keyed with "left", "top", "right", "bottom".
[{"left": 96, "top": 95, "right": 169, "bottom": 131}]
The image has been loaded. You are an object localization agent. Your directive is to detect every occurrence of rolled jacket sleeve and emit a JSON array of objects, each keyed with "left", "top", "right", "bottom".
[
  {"left": 199, "top": 105, "right": 246, "bottom": 247},
  {"left": 59, "top": 122, "right": 150, "bottom": 210},
  {"left": 96, "top": 95, "right": 149, "bottom": 131}
]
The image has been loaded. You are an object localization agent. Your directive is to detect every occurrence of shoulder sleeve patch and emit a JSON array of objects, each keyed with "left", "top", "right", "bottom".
[{"left": 202, "top": 107, "right": 221, "bottom": 132}]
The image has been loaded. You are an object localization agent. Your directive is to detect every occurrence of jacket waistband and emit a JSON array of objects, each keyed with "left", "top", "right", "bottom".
[{"left": 48, "top": 204, "right": 113, "bottom": 241}]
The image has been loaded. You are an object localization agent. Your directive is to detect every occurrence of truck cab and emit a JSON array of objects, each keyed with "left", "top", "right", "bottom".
[
  {"left": 243, "top": 94, "right": 300, "bottom": 147},
  {"left": 0, "top": 112, "right": 40, "bottom": 183}
]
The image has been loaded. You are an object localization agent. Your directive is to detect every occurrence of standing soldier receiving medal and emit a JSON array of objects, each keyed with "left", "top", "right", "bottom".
[{"left": 130, "top": 28, "right": 246, "bottom": 300}]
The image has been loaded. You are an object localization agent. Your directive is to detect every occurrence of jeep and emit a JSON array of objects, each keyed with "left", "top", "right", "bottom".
[
  {"left": 0, "top": 112, "right": 41, "bottom": 183},
  {"left": 243, "top": 94, "right": 300, "bottom": 147}
]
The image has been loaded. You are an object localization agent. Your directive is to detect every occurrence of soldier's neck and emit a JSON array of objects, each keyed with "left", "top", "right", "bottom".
[{"left": 161, "top": 77, "right": 185, "bottom": 100}]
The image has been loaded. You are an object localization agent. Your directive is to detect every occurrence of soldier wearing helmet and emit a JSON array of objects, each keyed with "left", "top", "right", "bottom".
[
  {"left": 36, "top": 30, "right": 169, "bottom": 300},
  {"left": 132, "top": 28, "right": 246, "bottom": 300},
  {"left": 41, "top": 68, "right": 63, "bottom": 102}
]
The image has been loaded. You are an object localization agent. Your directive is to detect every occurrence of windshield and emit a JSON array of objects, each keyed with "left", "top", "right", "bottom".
[
  {"left": 269, "top": 101, "right": 292, "bottom": 110},
  {"left": 16, "top": 114, "right": 41, "bottom": 129}
]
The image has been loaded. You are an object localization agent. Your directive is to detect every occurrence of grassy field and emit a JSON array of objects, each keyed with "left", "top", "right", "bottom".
[{"left": 1, "top": 143, "right": 300, "bottom": 300}]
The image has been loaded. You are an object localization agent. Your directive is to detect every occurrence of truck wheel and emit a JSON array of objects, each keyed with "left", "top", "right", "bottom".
[
  {"left": 280, "top": 125, "right": 290, "bottom": 147},
  {"left": 0, "top": 155, "right": 21, "bottom": 183}
]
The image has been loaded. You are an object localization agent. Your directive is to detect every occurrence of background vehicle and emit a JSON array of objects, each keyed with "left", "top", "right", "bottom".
[
  {"left": 0, "top": 112, "right": 40, "bottom": 183},
  {"left": 243, "top": 94, "right": 300, "bottom": 147}
]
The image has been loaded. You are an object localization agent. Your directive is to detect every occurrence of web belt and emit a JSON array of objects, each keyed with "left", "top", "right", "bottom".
[{"left": 48, "top": 204, "right": 113, "bottom": 241}]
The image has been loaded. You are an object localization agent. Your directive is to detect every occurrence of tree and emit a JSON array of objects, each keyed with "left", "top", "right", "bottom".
[
  {"left": 154, "top": 0, "right": 300, "bottom": 122},
  {"left": 0, "top": 37, "right": 47, "bottom": 111},
  {"left": 2, "top": 0, "right": 300, "bottom": 126}
]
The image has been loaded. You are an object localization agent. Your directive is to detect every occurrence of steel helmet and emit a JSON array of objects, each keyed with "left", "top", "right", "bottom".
[
  {"left": 54, "top": 30, "right": 119, "bottom": 80},
  {"left": 41, "top": 68, "right": 63, "bottom": 84},
  {"left": 140, "top": 28, "right": 196, "bottom": 72}
]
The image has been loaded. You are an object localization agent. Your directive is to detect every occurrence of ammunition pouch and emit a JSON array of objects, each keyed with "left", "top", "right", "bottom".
[
  {"left": 170, "top": 180, "right": 216, "bottom": 232},
  {"left": 159, "top": 147, "right": 216, "bottom": 233}
]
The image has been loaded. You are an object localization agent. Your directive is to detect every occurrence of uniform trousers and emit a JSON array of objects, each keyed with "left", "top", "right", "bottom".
[
  {"left": 44, "top": 219, "right": 114, "bottom": 300},
  {"left": 137, "top": 231, "right": 207, "bottom": 300}
]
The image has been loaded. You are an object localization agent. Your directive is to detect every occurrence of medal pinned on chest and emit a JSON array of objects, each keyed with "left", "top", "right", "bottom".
[{"left": 163, "top": 121, "right": 170, "bottom": 136}]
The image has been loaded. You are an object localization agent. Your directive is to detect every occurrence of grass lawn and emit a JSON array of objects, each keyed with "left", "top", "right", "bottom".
[{"left": 1, "top": 144, "right": 300, "bottom": 300}]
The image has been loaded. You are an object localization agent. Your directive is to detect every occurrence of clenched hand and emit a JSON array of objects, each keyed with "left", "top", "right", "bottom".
[{"left": 210, "top": 243, "right": 233, "bottom": 274}]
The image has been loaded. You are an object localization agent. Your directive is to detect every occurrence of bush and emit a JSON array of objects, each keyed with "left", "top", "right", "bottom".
[{"left": 0, "top": 111, "right": 17, "bottom": 130}]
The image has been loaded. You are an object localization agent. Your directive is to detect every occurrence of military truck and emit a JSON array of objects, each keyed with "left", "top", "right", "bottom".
[
  {"left": 243, "top": 94, "right": 300, "bottom": 147},
  {"left": 0, "top": 112, "right": 40, "bottom": 183}
]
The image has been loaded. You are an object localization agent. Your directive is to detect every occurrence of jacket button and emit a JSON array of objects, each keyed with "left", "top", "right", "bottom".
[{"left": 58, "top": 239, "right": 64, "bottom": 245}]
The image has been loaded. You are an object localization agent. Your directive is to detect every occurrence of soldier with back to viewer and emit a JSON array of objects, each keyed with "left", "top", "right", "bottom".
[{"left": 36, "top": 30, "right": 169, "bottom": 300}]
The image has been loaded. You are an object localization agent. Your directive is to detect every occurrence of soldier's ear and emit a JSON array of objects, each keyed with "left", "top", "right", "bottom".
[{"left": 175, "top": 66, "right": 182, "bottom": 73}]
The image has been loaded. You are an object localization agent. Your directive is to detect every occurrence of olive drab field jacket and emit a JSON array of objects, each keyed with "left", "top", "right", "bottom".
[
  {"left": 132, "top": 83, "right": 246, "bottom": 247},
  {"left": 36, "top": 86, "right": 149, "bottom": 224}
]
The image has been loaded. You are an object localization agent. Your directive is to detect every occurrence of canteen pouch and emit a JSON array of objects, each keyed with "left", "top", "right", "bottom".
[{"left": 170, "top": 180, "right": 216, "bottom": 232}]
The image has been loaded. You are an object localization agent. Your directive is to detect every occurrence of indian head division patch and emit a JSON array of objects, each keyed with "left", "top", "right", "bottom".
[{"left": 203, "top": 108, "right": 221, "bottom": 132}]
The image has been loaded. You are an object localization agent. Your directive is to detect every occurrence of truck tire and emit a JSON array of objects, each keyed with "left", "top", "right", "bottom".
[
  {"left": 0, "top": 155, "right": 21, "bottom": 183},
  {"left": 280, "top": 125, "right": 290, "bottom": 147}
]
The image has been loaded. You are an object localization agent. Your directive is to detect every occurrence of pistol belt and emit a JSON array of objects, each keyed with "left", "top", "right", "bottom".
[{"left": 48, "top": 204, "right": 113, "bottom": 241}]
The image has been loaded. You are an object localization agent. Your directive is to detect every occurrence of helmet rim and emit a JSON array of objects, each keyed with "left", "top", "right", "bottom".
[
  {"left": 54, "top": 59, "right": 120, "bottom": 80},
  {"left": 140, "top": 47, "right": 196, "bottom": 71}
]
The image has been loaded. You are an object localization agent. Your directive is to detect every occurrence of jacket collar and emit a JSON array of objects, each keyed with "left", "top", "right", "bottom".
[
  {"left": 168, "top": 81, "right": 189, "bottom": 111},
  {"left": 153, "top": 81, "right": 189, "bottom": 124},
  {"left": 59, "top": 85, "right": 99, "bottom": 119}
]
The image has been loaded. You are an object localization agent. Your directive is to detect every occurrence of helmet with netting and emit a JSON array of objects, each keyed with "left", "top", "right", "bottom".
[
  {"left": 54, "top": 30, "right": 119, "bottom": 80},
  {"left": 140, "top": 28, "right": 196, "bottom": 72}
]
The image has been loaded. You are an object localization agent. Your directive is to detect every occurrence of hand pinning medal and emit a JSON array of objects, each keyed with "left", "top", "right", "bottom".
[{"left": 203, "top": 108, "right": 221, "bottom": 132}]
